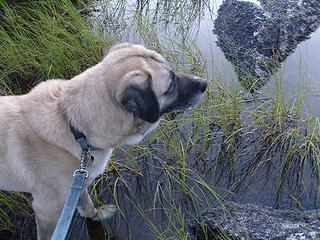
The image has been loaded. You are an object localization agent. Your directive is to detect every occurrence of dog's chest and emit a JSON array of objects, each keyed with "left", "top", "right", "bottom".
[{"left": 88, "top": 149, "right": 113, "bottom": 180}]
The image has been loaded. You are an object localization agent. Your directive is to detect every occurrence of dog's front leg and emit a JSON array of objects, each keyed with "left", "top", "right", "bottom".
[
  {"left": 32, "top": 192, "right": 66, "bottom": 240},
  {"left": 77, "top": 188, "right": 117, "bottom": 221}
]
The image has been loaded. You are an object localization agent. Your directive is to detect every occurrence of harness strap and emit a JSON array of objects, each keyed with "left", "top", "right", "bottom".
[{"left": 52, "top": 124, "right": 95, "bottom": 240}]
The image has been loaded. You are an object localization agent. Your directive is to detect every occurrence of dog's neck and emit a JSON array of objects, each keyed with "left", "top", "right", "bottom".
[{"left": 58, "top": 73, "right": 131, "bottom": 151}]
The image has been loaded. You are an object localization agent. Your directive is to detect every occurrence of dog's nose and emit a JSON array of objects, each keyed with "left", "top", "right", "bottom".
[{"left": 196, "top": 78, "right": 208, "bottom": 93}]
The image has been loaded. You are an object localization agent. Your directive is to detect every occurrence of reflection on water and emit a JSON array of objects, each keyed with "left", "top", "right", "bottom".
[{"left": 90, "top": 0, "right": 207, "bottom": 42}]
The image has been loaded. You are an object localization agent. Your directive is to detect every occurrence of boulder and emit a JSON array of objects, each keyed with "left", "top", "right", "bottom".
[
  {"left": 213, "top": 0, "right": 320, "bottom": 91},
  {"left": 186, "top": 202, "right": 320, "bottom": 240}
]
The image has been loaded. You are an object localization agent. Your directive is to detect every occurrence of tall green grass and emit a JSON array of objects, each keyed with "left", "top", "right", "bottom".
[{"left": 0, "top": 0, "right": 115, "bottom": 95}]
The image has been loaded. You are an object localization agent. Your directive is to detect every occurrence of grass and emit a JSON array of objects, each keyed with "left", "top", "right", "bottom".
[
  {"left": 0, "top": 0, "right": 115, "bottom": 95},
  {"left": 0, "top": 0, "right": 320, "bottom": 239},
  {"left": 0, "top": 191, "right": 33, "bottom": 235}
]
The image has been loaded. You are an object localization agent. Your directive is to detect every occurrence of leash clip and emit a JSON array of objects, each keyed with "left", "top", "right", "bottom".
[
  {"left": 73, "top": 169, "right": 89, "bottom": 178},
  {"left": 74, "top": 147, "right": 92, "bottom": 179},
  {"left": 80, "top": 148, "right": 92, "bottom": 168}
]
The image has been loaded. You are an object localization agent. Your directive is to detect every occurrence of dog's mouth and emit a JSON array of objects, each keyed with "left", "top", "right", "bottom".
[
  {"left": 160, "top": 90, "right": 205, "bottom": 115},
  {"left": 183, "top": 92, "right": 204, "bottom": 109},
  {"left": 160, "top": 73, "right": 208, "bottom": 116}
]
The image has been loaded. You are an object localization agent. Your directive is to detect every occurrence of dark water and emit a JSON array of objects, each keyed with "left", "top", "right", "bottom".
[{"left": 84, "top": 0, "right": 320, "bottom": 239}]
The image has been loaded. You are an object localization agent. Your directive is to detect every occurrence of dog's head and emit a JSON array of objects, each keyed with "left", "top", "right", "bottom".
[
  {"left": 66, "top": 43, "right": 207, "bottom": 147},
  {"left": 107, "top": 43, "right": 207, "bottom": 145}
]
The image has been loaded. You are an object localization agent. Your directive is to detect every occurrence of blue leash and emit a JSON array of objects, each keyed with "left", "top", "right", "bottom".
[{"left": 52, "top": 125, "right": 95, "bottom": 240}]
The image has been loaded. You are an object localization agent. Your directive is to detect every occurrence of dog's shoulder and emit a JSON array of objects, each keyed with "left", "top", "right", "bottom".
[{"left": 28, "top": 79, "right": 67, "bottom": 99}]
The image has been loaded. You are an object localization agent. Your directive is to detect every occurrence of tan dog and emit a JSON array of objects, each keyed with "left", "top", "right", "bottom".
[{"left": 0, "top": 43, "right": 207, "bottom": 239}]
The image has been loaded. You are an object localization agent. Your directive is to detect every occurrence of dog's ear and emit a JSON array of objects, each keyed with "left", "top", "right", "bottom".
[{"left": 121, "top": 80, "right": 160, "bottom": 123}]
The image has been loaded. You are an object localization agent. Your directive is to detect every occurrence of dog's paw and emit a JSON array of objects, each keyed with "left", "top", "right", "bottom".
[{"left": 93, "top": 204, "right": 117, "bottom": 221}]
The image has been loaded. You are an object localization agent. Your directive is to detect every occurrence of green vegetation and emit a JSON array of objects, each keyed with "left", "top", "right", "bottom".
[
  {"left": 0, "top": 0, "right": 319, "bottom": 239},
  {"left": 0, "top": 0, "right": 115, "bottom": 95}
]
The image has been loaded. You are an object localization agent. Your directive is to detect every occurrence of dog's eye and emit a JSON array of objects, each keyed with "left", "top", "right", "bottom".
[{"left": 164, "top": 73, "right": 176, "bottom": 95}]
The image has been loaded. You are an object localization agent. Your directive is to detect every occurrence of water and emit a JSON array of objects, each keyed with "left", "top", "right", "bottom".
[
  {"left": 85, "top": 0, "right": 320, "bottom": 239},
  {"left": 273, "top": 29, "right": 320, "bottom": 115}
]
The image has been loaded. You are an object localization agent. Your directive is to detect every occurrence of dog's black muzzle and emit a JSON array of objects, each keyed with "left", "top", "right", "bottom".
[{"left": 160, "top": 73, "right": 208, "bottom": 115}]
